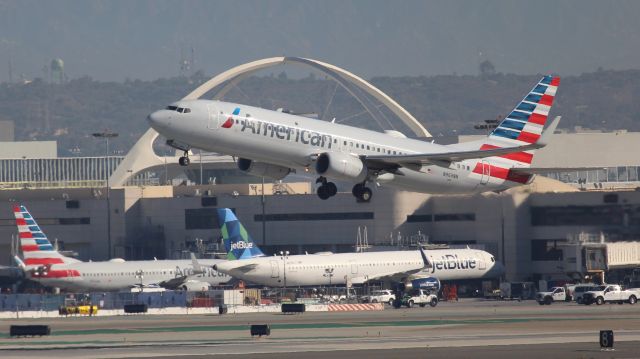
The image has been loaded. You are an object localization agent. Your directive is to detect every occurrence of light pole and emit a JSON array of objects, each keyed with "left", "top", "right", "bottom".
[
  {"left": 279, "top": 250, "right": 289, "bottom": 289},
  {"left": 93, "top": 131, "right": 118, "bottom": 259}
]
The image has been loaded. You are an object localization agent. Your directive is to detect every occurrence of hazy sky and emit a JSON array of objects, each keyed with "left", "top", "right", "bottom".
[{"left": 1, "top": 0, "right": 639, "bottom": 82}]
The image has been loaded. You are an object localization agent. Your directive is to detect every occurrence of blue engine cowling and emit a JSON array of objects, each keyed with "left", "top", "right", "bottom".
[{"left": 407, "top": 277, "right": 441, "bottom": 291}]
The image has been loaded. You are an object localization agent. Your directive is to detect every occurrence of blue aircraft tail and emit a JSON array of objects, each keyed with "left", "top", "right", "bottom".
[{"left": 217, "top": 208, "right": 265, "bottom": 260}]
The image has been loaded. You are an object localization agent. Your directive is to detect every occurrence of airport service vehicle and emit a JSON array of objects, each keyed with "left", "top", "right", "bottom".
[
  {"left": 536, "top": 287, "right": 566, "bottom": 305},
  {"left": 581, "top": 285, "right": 640, "bottom": 305},
  {"left": 361, "top": 289, "right": 396, "bottom": 304},
  {"left": 570, "top": 284, "right": 598, "bottom": 304},
  {"left": 12, "top": 205, "right": 231, "bottom": 292},
  {"left": 213, "top": 209, "right": 504, "bottom": 288},
  {"left": 401, "top": 289, "right": 438, "bottom": 308},
  {"left": 148, "top": 76, "right": 562, "bottom": 202}
]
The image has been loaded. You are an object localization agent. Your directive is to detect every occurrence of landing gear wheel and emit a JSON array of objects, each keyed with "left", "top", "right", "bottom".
[
  {"left": 178, "top": 152, "right": 190, "bottom": 166},
  {"left": 326, "top": 182, "right": 337, "bottom": 197},
  {"left": 178, "top": 156, "right": 191, "bottom": 166},
  {"left": 317, "top": 186, "right": 331, "bottom": 200},
  {"left": 352, "top": 183, "right": 372, "bottom": 202}
]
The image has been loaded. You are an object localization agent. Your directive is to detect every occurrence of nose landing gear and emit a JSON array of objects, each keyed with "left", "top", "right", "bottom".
[
  {"left": 178, "top": 151, "right": 190, "bottom": 166},
  {"left": 316, "top": 177, "right": 337, "bottom": 200}
]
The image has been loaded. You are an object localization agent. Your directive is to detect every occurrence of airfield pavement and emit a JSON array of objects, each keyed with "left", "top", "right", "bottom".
[{"left": 1, "top": 299, "right": 639, "bottom": 359}]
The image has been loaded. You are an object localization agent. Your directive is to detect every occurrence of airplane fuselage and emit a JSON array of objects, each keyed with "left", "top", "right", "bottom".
[
  {"left": 214, "top": 249, "right": 502, "bottom": 287},
  {"left": 149, "top": 100, "right": 523, "bottom": 195},
  {"left": 29, "top": 259, "right": 230, "bottom": 292}
]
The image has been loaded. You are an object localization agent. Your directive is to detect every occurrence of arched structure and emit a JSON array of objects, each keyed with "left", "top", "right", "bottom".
[{"left": 110, "top": 57, "right": 431, "bottom": 187}]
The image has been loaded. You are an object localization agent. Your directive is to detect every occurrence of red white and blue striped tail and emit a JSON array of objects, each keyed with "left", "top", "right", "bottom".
[
  {"left": 488, "top": 75, "right": 560, "bottom": 147},
  {"left": 13, "top": 205, "right": 78, "bottom": 267},
  {"left": 472, "top": 76, "right": 560, "bottom": 185}
]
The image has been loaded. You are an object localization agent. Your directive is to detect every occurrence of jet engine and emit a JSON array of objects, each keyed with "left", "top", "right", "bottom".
[
  {"left": 315, "top": 152, "right": 367, "bottom": 182},
  {"left": 404, "top": 277, "right": 441, "bottom": 291},
  {"left": 237, "top": 158, "right": 291, "bottom": 180}
]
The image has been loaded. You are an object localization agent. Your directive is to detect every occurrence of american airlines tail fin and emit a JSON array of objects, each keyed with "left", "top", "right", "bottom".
[
  {"left": 481, "top": 75, "right": 560, "bottom": 165},
  {"left": 13, "top": 205, "right": 80, "bottom": 268},
  {"left": 217, "top": 208, "right": 265, "bottom": 260}
]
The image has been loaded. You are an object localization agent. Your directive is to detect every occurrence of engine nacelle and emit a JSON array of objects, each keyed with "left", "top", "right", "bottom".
[
  {"left": 405, "top": 277, "right": 441, "bottom": 291},
  {"left": 237, "top": 158, "right": 291, "bottom": 180},
  {"left": 315, "top": 152, "right": 367, "bottom": 182}
]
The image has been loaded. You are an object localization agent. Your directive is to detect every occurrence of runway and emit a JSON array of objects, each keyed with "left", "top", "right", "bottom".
[{"left": 1, "top": 300, "right": 639, "bottom": 358}]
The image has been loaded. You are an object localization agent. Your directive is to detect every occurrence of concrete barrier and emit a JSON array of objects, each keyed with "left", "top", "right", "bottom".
[{"left": 327, "top": 303, "right": 384, "bottom": 311}]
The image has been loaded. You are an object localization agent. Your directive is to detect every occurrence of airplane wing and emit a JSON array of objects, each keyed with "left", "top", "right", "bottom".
[
  {"left": 351, "top": 248, "right": 432, "bottom": 284},
  {"left": 157, "top": 276, "right": 189, "bottom": 289},
  {"left": 225, "top": 263, "right": 259, "bottom": 273},
  {"left": 365, "top": 116, "right": 560, "bottom": 168}
]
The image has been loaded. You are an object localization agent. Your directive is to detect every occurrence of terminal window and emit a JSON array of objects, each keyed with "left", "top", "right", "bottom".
[
  {"left": 531, "top": 205, "right": 625, "bottom": 226},
  {"left": 407, "top": 214, "right": 433, "bottom": 222},
  {"left": 531, "top": 239, "right": 564, "bottom": 261},
  {"left": 185, "top": 208, "right": 221, "bottom": 229},
  {"left": 255, "top": 212, "right": 374, "bottom": 222},
  {"left": 433, "top": 213, "right": 476, "bottom": 221}
]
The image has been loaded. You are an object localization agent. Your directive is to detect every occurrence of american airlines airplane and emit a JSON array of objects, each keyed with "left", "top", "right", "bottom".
[
  {"left": 213, "top": 209, "right": 503, "bottom": 289},
  {"left": 148, "top": 76, "right": 560, "bottom": 201},
  {"left": 12, "top": 205, "right": 231, "bottom": 292}
]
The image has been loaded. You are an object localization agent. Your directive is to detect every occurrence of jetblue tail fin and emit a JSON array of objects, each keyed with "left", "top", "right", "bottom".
[
  {"left": 13, "top": 205, "right": 80, "bottom": 268},
  {"left": 217, "top": 208, "right": 265, "bottom": 260}
]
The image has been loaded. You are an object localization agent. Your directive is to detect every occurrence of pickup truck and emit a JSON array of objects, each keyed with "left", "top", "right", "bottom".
[
  {"left": 581, "top": 285, "right": 640, "bottom": 305},
  {"left": 536, "top": 287, "right": 567, "bottom": 305},
  {"left": 361, "top": 290, "right": 395, "bottom": 305},
  {"left": 401, "top": 289, "right": 438, "bottom": 308}
]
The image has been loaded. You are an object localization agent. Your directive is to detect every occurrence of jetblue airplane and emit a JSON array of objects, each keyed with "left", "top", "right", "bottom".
[
  {"left": 148, "top": 76, "right": 561, "bottom": 201},
  {"left": 212, "top": 208, "right": 503, "bottom": 289},
  {"left": 13, "top": 205, "right": 231, "bottom": 292}
]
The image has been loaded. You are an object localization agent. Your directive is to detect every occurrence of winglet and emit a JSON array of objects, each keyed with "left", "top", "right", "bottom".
[
  {"left": 13, "top": 255, "right": 25, "bottom": 270},
  {"left": 190, "top": 252, "right": 204, "bottom": 274},
  {"left": 536, "top": 116, "right": 561, "bottom": 147}
]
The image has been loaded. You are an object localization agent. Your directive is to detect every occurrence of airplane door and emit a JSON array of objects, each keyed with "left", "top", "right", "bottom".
[
  {"left": 350, "top": 262, "right": 358, "bottom": 275},
  {"left": 269, "top": 260, "right": 280, "bottom": 278},
  {"left": 207, "top": 104, "right": 220, "bottom": 129},
  {"left": 480, "top": 160, "right": 490, "bottom": 185},
  {"left": 478, "top": 259, "right": 486, "bottom": 270}
]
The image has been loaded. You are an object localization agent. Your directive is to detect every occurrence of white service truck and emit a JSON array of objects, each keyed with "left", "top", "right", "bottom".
[
  {"left": 401, "top": 289, "right": 438, "bottom": 308},
  {"left": 536, "top": 287, "right": 567, "bottom": 305},
  {"left": 581, "top": 285, "right": 639, "bottom": 305}
]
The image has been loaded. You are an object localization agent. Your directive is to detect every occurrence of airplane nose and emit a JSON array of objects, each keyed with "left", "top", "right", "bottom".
[{"left": 147, "top": 111, "right": 161, "bottom": 127}]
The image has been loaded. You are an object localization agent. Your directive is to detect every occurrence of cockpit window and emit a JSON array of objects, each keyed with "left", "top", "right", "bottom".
[{"left": 165, "top": 105, "right": 191, "bottom": 113}]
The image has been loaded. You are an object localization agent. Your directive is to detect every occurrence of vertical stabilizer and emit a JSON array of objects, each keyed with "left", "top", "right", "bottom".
[
  {"left": 217, "top": 208, "right": 265, "bottom": 260},
  {"left": 13, "top": 205, "right": 80, "bottom": 267}
]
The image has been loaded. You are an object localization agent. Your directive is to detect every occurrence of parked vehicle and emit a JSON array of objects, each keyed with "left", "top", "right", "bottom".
[
  {"left": 361, "top": 290, "right": 395, "bottom": 305},
  {"left": 536, "top": 287, "right": 566, "bottom": 305},
  {"left": 571, "top": 284, "right": 598, "bottom": 304},
  {"left": 401, "top": 289, "right": 438, "bottom": 308},
  {"left": 582, "top": 285, "right": 640, "bottom": 305}
]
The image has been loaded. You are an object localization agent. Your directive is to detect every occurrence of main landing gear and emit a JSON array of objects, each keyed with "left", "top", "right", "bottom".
[
  {"left": 178, "top": 151, "right": 190, "bottom": 166},
  {"left": 316, "top": 177, "right": 337, "bottom": 200},
  {"left": 352, "top": 183, "right": 372, "bottom": 202}
]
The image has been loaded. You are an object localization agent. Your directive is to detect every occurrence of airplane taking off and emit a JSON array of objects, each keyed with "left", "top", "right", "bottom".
[
  {"left": 12, "top": 205, "right": 231, "bottom": 292},
  {"left": 149, "top": 76, "right": 561, "bottom": 202},
  {"left": 212, "top": 208, "right": 503, "bottom": 288}
]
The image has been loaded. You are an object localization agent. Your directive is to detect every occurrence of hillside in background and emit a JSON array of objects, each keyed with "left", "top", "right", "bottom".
[{"left": 0, "top": 69, "right": 639, "bottom": 156}]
